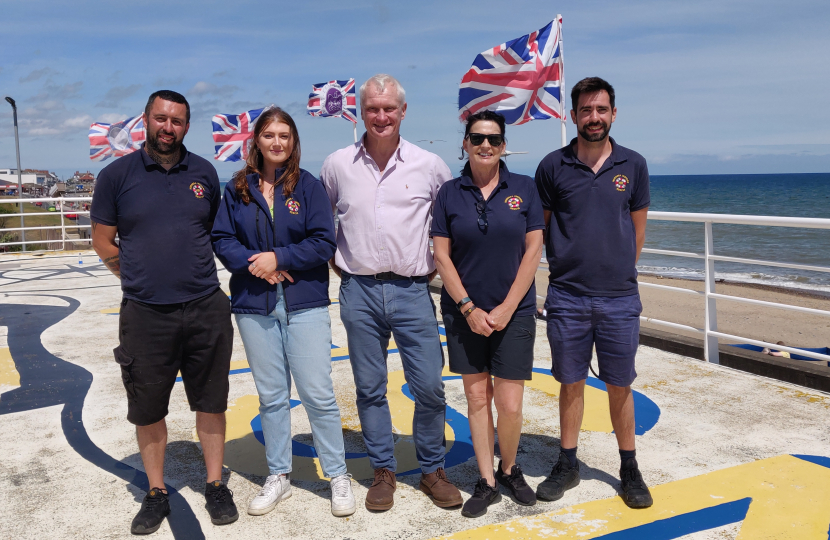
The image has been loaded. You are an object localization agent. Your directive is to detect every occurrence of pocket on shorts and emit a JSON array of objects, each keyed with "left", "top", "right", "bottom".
[{"left": 113, "top": 346, "right": 137, "bottom": 401}]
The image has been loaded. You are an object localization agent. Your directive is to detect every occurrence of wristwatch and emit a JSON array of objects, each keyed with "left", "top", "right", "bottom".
[{"left": 456, "top": 297, "right": 472, "bottom": 310}]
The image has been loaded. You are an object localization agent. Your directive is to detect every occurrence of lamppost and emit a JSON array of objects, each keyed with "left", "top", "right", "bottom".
[{"left": 4, "top": 96, "right": 25, "bottom": 252}]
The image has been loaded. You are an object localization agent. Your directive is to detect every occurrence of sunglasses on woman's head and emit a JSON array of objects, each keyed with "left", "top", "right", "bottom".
[{"left": 466, "top": 133, "right": 505, "bottom": 147}]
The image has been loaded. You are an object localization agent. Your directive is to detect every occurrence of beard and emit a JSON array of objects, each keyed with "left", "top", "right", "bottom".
[
  {"left": 145, "top": 127, "right": 181, "bottom": 156},
  {"left": 578, "top": 121, "right": 610, "bottom": 142}
]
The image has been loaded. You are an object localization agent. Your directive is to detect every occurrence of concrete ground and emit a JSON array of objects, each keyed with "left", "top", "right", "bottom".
[{"left": 0, "top": 252, "right": 829, "bottom": 540}]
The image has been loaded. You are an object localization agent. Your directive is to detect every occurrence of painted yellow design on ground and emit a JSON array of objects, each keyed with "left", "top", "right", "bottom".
[
  {"left": 0, "top": 347, "right": 20, "bottom": 387},
  {"left": 230, "top": 359, "right": 249, "bottom": 371},
  {"left": 433, "top": 454, "right": 830, "bottom": 540},
  {"left": 222, "top": 367, "right": 461, "bottom": 482},
  {"left": 525, "top": 377, "right": 615, "bottom": 433},
  {"left": 99, "top": 307, "right": 120, "bottom": 314}
]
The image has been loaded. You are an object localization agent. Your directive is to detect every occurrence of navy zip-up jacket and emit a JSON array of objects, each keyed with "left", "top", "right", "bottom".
[{"left": 211, "top": 168, "right": 336, "bottom": 314}]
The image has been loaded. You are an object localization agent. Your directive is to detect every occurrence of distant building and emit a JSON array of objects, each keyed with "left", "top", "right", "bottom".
[{"left": 0, "top": 169, "right": 57, "bottom": 196}]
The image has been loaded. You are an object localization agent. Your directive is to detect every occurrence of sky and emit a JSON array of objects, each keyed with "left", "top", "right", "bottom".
[{"left": 1, "top": 0, "right": 829, "bottom": 180}]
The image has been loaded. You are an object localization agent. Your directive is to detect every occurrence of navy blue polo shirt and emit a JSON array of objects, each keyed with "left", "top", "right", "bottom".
[
  {"left": 535, "top": 137, "right": 650, "bottom": 297},
  {"left": 91, "top": 145, "right": 221, "bottom": 304},
  {"left": 432, "top": 161, "right": 545, "bottom": 317}
]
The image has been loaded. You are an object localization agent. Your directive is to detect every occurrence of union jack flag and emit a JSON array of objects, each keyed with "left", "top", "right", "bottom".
[
  {"left": 88, "top": 115, "right": 145, "bottom": 161},
  {"left": 458, "top": 16, "right": 564, "bottom": 125},
  {"left": 211, "top": 107, "right": 265, "bottom": 162},
  {"left": 307, "top": 79, "right": 357, "bottom": 123}
]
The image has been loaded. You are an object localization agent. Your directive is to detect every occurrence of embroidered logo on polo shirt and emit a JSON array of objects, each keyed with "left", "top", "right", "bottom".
[
  {"left": 189, "top": 182, "right": 206, "bottom": 198},
  {"left": 613, "top": 174, "right": 629, "bottom": 192},
  {"left": 504, "top": 195, "right": 523, "bottom": 210},
  {"left": 285, "top": 198, "right": 300, "bottom": 215}
]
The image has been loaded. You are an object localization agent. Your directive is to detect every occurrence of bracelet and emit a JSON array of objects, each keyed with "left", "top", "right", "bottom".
[
  {"left": 456, "top": 297, "right": 472, "bottom": 310},
  {"left": 462, "top": 305, "right": 477, "bottom": 318}
]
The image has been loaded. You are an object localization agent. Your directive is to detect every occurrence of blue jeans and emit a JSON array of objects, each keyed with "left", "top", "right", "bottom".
[
  {"left": 339, "top": 272, "right": 446, "bottom": 474},
  {"left": 235, "top": 285, "right": 347, "bottom": 478}
]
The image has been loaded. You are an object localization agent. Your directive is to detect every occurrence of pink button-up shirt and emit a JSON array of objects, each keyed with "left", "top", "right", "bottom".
[{"left": 320, "top": 136, "right": 452, "bottom": 276}]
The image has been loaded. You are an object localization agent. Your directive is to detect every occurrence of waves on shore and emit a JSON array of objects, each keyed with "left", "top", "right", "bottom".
[{"left": 637, "top": 265, "right": 830, "bottom": 294}]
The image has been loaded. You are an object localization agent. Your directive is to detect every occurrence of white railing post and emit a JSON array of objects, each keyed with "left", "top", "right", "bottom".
[
  {"left": 60, "top": 197, "right": 66, "bottom": 251},
  {"left": 704, "top": 221, "right": 720, "bottom": 364}
]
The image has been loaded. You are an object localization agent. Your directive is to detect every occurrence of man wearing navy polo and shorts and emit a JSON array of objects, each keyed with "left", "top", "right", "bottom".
[
  {"left": 91, "top": 90, "right": 238, "bottom": 534},
  {"left": 534, "top": 77, "right": 653, "bottom": 509}
]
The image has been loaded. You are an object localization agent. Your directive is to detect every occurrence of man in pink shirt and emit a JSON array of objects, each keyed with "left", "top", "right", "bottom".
[{"left": 320, "top": 73, "right": 462, "bottom": 512}]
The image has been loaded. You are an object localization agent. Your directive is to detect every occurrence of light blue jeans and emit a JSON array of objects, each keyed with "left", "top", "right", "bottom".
[{"left": 235, "top": 287, "right": 347, "bottom": 478}]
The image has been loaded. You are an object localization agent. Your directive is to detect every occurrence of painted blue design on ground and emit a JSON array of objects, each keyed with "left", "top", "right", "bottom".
[
  {"left": 397, "top": 376, "right": 474, "bottom": 476},
  {"left": 0, "top": 297, "right": 205, "bottom": 539},
  {"left": 594, "top": 497, "right": 751, "bottom": 540},
  {"left": 792, "top": 454, "right": 830, "bottom": 470},
  {"left": 531, "top": 367, "right": 661, "bottom": 436}
]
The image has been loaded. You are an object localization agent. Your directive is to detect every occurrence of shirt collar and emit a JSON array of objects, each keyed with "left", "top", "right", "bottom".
[
  {"left": 139, "top": 143, "right": 190, "bottom": 171},
  {"left": 459, "top": 159, "right": 510, "bottom": 188},
  {"left": 353, "top": 133, "right": 407, "bottom": 165},
  {"left": 561, "top": 137, "right": 627, "bottom": 167}
]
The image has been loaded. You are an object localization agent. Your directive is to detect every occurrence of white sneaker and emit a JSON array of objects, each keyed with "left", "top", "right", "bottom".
[
  {"left": 248, "top": 474, "right": 291, "bottom": 516},
  {"left": 330, "top": 473, "right": 356, "bottom": 517}
]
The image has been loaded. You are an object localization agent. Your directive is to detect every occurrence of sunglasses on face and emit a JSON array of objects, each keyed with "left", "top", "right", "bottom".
[{"left": 466, "top": 133, "right": 505, "bottom": 147}]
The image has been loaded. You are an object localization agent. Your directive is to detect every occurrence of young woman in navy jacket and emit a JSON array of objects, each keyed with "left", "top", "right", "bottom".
[{"left": 212, "top": 107, "right": 355, "bottom": 517}]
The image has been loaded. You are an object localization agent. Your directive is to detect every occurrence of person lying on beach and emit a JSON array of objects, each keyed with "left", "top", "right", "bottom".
[{"left": 762, "top": 341, "right": 791, "bottom": 358}]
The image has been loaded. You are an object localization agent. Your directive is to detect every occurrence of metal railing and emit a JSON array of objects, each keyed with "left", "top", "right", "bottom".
[
  {"left": 640, "top": 212, "right": 830, "bottom": 364},
  {"left": 0, "top": 196, "right": 93, "bottom": 252}
]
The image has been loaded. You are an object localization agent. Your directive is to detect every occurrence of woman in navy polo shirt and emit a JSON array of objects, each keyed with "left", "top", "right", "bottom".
[
  {"left": 432, "top": 110, "right": 544, "bottom": 518},
  {"left": 211, "top": 107, "right": 355, "bottom": 518}
]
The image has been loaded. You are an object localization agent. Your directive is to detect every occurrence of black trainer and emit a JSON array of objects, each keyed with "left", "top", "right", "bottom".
[
  {"left": 131, "top": 487, "right": 170, "bottom": 535},
  {"left": 620, "top": 460, "right": 653, "bottom": 508},
  {"left": 461, "top": 478, "right": 501, "bottom": 518},
  {"left": 204, "top": 480, "right": 239, "bottom": 525},
  {"left": 495, "top": 461, "right": 536, "bottom": 506},
  {"left": 536, "top": 451, "right": 580, "bottom": 501}
]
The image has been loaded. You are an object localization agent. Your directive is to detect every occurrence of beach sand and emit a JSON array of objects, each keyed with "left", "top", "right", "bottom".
[{"left": 636, "top": 274, "right": 830, "bottom": 348}]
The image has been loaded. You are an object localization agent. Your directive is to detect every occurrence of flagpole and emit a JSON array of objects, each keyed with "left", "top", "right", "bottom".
[
  {"left": 353, "top": 123, "right": 358, "bottom": 143},
  {"left": 558, "top": 14, "right": 567, "bottom": 148}
]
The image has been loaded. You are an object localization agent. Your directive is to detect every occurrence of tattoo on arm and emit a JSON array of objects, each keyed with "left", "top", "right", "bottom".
[{"left": 103, "top": 255, "right": 121, "bottom": 279}]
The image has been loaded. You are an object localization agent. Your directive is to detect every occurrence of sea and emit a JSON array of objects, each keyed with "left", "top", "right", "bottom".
[
  {"left": 221, "top": 172, "right": 830, "bottom": 294},
  {"left": 640, "top": 173, "right": 830, "bottom": 294}
]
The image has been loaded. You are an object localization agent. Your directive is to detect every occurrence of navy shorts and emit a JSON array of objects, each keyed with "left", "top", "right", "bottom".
[
  {"left": 544, "top": 284, "right": 641, "bottom": 387},
  {"left": 443, "top": 311, "right": 536, "bottom": 380}
]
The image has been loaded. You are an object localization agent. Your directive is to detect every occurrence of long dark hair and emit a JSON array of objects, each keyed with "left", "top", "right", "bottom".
[{"left": 233, "top": 107, "right": 302, "bottom": 204}]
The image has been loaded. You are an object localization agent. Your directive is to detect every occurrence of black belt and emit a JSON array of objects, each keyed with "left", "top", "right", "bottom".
[{"left": 370, "top": 272, "right": 423, "bottom": 281}]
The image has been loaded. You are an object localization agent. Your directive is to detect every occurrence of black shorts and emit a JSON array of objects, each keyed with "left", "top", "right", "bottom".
[
  {"left": 443, "top": 311, "right": 536, "bottom": 380},
  {"left": 114, "top": 287, "right": 233, "bottom": 426}
]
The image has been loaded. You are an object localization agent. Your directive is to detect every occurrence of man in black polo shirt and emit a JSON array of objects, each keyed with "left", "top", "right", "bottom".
[
  {"left": 534, "top": 77, "right": 653, "bottom": 509},
  {"left": 91, "top": 90, "right": 238, "bottom": 534}
]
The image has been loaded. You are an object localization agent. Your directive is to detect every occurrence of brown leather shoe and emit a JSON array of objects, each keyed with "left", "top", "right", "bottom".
[
  {"left": 365, "top": 468, "right": 396, "bottom": 511},
  {"left": 420, "top": 468, "right": 463, "bottom": 508}
]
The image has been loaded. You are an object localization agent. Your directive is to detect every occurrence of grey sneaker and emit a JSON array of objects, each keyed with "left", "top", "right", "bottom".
[
  {"left": 330, "top": 473, "right": 356, "bottom": 517},
  {"left": 247, "top": 474, "right": 291, "bottom": 516}
]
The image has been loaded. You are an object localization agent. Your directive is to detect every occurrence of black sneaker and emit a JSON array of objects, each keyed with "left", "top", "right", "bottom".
[
  {"left": 131, "top": 487, "right": 170, "bottom": 535},
  {"left": 495, "top": 461, "right": 536, "bottom": 506},
  {"left": 205, "top": 480, "right": 239, "bottom": 525},
  {"left": 620, "top": 460, "right": 653, "bottom": 508},
  {"left": 461, "top": 478, "right": 502, "bottom": 518},
  {"left": 536, "top": 451, "right": 580, "bottom": 501}
]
